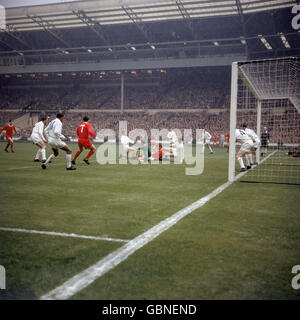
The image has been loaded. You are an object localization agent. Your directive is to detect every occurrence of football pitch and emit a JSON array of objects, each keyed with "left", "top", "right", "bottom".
[{"left": 0, "top": 142, "right": 299, "bottom": 300}]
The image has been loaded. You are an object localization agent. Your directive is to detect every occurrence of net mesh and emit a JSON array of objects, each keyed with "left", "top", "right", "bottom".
[{"left": 235, "top": 57, "right": 300, "bottom": 185}]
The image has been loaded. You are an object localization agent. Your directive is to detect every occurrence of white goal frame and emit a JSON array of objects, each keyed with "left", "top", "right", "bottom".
[{"left": 228, "top": 57, "right": 300, "bottom": 183}]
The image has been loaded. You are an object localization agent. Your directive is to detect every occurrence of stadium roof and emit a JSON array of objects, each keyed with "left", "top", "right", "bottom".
[
  {"left": 0, "top": 0, "right": 298, "bottom": 74},
  {"left": 4, "top": 0, "right": 295, "bottom": 31}
]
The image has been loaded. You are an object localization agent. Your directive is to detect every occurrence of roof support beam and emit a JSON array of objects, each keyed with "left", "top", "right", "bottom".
[
  {"left": 122, "top": 6, "right": 158, "bottom": 57},
  {"left": 72, "top": 10, "right": 117, "bottom": 58},
  {"left": 0, "top": 33, "right": 18, "bottom": 51},
  {"left": 27, "top": 15, "right": 71, "bottom": 48},
  {"left": 73, "top": 10, "right": 109, "bottom": 44},
  {"left": 122, "top": 5, "right": 153, "bottom": 43},
  {"left": 0, "top": 25, "right": 32, "bottom": 50},
  {"left": 235, "top": 0, "right": 249, "bottom": 58},
  {"left": 175, "top": 0, "right": 197, "bottom": 39}
]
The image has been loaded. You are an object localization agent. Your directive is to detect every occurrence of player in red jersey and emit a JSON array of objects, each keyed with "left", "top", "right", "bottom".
[
  {"left": 150, "top": 143, "right": 174, "bottom": 161},
  {"left": 225, "top": 132, "right": 230, "bottom": 152},
  {"left": 72, "top": 116, "right": 97, "bottom": 165},
  {"left": 152, "top": 144, "right": 164, "bottom": 160},
  {"left": 0, "top": 120, "right": 19, "bottom": 152},
  {"left": 213, "top": 133, "right": 218, "bottom": 147}
]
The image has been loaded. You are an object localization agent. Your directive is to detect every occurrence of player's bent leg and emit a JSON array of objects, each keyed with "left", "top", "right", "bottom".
[
  {"left": 61, "top": 145, "right": 76, "bottom": 170},
  {"left": 83, "top": 144, "right": 96, "bottom": 165},
  {"left": 34, "top": 141, "right": 46, "bottom": 162},
  {"left": 34, "top": 147, "right": 42, "bottom": 162},
  {"left": 8, "top": 138, "right": 14, "bottom": 152},
  {"left": 245, "top": 153, "right": 252, "bottom": 170},
  {"left": 42, "top": 148, "right": 58, "bottom": 169},
  {"left": 236, "top": 150, "right": 246, "bottom": 172},
  {"left": 53, "top": 148, "right": 59, "bottom": 157},
  {"left": 41, "top": 145, "right": 47, "bottom": 162},
  {"left": 72, "top": 144, "right": 84, "bottom": 165},
  {"left": 4, "top": 142, "right": 9, "bottom": 152}
]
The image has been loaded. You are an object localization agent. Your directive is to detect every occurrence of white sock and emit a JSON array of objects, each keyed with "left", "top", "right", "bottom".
[
  {"left": 208, "top": 144, "right": 213, "bottom": 152},
  {"left": 237, "top": 157, "right": 245, "bottom": 169},
  {"left": 45, "top": 154, "right": 55, "bottom": 165},
  {"left": 66, "top": 154, "right": 72, "bottom": 168},
  {"left": 41, "top": 149, "right": 46, "bottom": 161},
  {"left": 35, "top": 149, "right": 41, "bottom": 160},
  {"left": 249, "top": 154, "right": 254, "bottom": 164},
  {"left": 245, "top": 154, "right": 251, "bottom": 166}
]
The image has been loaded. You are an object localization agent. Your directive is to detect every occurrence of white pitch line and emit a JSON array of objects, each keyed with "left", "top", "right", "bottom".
[
  {"left": 0, "top": 227, "right": 129, "bottom": 243},
  {"left": 40, "top": 151, "right": 277, "bottom": 300},
  {"left": 4, "top": 162, "right": 63, "bottom": 171},
  {"left": 39, "top": 168, "right": 254, "bottom": 300},
  {"left": 3, "top": 159, "right": 98, "bottom": 171}
]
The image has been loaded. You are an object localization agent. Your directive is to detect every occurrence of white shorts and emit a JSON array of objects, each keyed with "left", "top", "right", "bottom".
[
  {"left": 31, "top": 134, "right": 43, "bottom": 145},
  {"left": 122, "top": 144, "right": 130, "bottom": 153},
  {"left": 48, "top": 136, "right": 66, "bottom": 149},
  {"left": 205, "top": 139, "right": 211, "bottom": 144},
  {"left": 122, "top": 144, "right": 136, "bottom": 153},
  {"left": 172, "top": 146, "right": 178, "bottom": 156},
  {"left": 240, "top": 140, "right": 254, "bottom": 153},
  {"left": 253, "top": 140, "right": 260, "bottom": 149},
  {"left": 176, "top": 145, "right": 184, "bottom": 160}
]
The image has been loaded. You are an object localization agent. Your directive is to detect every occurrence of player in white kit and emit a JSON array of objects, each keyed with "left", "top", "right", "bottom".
[
  {"left": 120, "top": 131, "right": 136, "bottom": 159},
  {"left": 42, "top": 113, "right": 76, "bottom": 170},
  {"left": 31, "top": 116, "right": 48, "bottom": 163},
  {"left": 167, "top": 128, "right": 178, "bottom": 157},
  {"left": 204, "top": 130, "right": 213, "bottom": 154},
  {"left": 242, "top": 123, "right": 260, "bottom": 167},
  {"left": 235, "top": 128, "right": 254, "bottom": 172},
  {"left": 175, "top": 136, "right": 184, "bottom": 164}
]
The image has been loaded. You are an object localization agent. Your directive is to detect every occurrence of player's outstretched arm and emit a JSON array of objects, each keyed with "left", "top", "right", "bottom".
[{"left": 88, "top": 124, "right": 96, "bottom": 139}]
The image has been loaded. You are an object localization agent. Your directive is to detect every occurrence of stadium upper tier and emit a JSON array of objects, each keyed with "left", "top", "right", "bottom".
[
  {"left": 0, "top": 1, "right": 298, "bottom": 71},
  {"left": 5, "top": 0, "right": 293, "bottom": 31}
]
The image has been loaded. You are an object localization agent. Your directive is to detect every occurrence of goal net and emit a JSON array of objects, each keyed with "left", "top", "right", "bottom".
[{"left": 228, "top": 57, "right": 300, "bottom": 185}]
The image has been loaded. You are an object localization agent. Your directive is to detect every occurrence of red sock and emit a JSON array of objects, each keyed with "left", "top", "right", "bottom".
[
  {"left": 85, "top": 149, "right": 95, "bottom": 160},
  {"left": 10, "top": 142, "right": 14, "bottom": 151},
  {"left": 5, "top": 143, "right": 9, "bottom": 150},
  {"left": 73, "top": 151, "right": 81, "bottom": 161}
]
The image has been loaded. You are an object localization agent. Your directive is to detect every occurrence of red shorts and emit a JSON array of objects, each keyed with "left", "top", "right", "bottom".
[
  {"left": 78, "top": 139, "right": 92, "bottom": 149},
  {"left": 6, "top": 134, "right": 13, "bottom": 140}
]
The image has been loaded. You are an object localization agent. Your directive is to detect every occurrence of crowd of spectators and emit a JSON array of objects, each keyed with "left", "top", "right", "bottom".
[
  {"left": 50, "top": 111, "right": 230, "bottom": 142},
  {"left": 0, "top": 68, "right": 298, "bottom": 144},
  {"left": 5, "top": 110, "right": 230, "bottom": 142},
  {"left": 0, "top": 112, "right": 23, "bottom": 127},
  {"left": 0, "top": 85, "right": 230, "bottom": 111},
  {"left": 1, "top": 107, "right": 298, "bottom": 144},
  {"left": 0, "top": 68, "right": 231, "bottom": 111}
]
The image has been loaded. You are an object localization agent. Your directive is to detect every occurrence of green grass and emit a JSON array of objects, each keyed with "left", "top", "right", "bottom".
[{"left": 0, "top": 142, "right": 299, "bottom": 300}]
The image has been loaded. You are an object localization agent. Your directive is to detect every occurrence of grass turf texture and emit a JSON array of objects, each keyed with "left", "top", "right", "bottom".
[{"left": 0, "top": 142, "right": 299, "bottom": 299}]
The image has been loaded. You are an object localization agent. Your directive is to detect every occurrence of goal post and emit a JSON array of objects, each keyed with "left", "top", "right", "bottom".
[
  {"left": 228, "top": 62, "right": 238, "bottom": 182},
  {"left": 228, "top": 57, "right": 300, "bottom": 185}
]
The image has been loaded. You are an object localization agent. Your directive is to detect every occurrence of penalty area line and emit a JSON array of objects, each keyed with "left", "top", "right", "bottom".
[
  {"left": 39, "top": 150, "right": 277, "bottom": 300},
  {"left": 0, "top": 227, "right": 129, "bottom": 243}
]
